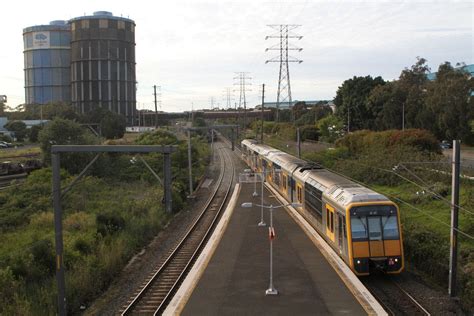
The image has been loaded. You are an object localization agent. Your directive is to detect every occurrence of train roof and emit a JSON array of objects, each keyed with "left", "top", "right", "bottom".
[
  {"left": 302, "top": 169, "right": 389, "bottom": 207},
  {"left": 242, "top": 139, "right": 391, "bottom": 207},
  {"left": 268, "top": 151, "right": 306, "bottom": 173}
]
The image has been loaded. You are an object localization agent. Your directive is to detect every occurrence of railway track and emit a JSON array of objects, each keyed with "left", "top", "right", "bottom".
[
  {"left": 363, "top": 275, "right": 431, "bottom": 316},
  {"left": 121, "top": 141, "right": 235, "bottom": 315},
  {"left": 0, "top": 173, "right": 27, "bottom": 189}
]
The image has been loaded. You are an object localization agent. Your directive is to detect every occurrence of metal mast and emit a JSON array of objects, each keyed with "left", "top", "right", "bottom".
[
  {"left": 223, "top": 87, "right": 234, "bottom": 109},
  {"left": 265, "top": 24, "right": 303, "bottom": 122},
  {"left": 233, "top": 72, "right": 252, "bottom": 127}
]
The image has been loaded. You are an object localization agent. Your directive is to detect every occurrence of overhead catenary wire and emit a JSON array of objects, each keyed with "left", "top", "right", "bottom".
[
  {"left": 267, "top": 143, "right": 474, "bottom": 240},
  {"left": 352, "top": 159, "right": 474, "bottom": 217}
]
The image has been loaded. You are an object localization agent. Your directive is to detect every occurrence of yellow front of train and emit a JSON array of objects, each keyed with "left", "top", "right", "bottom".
[{"left": 346, "top": 201, "right": 404, "bottom": 275}]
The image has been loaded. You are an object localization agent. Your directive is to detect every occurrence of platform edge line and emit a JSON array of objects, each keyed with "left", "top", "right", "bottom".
[{"left": 163, "top": 183, "right": 241, "bottom": 316}]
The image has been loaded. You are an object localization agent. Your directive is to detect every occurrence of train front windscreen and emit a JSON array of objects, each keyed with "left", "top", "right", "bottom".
[{"left": 349, "top": 205, "right": 402, "bottom": 273}]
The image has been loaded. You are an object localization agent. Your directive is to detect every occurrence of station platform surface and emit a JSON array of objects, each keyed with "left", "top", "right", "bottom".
[{"left": 179, "top": 182, "right": 367, "bottom": 315}]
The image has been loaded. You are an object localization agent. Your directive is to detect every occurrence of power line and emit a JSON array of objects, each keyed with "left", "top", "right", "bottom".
[
  {"left": 271, "top": 144, "right": 474, "bottom": 240},
  {"left": 265, "top": 24, "right": 303, "bottom": 122}
]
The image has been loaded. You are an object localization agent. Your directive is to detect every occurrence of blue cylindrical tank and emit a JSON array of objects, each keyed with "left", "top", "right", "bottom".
[{"left": 23, "top": 21, "right": 71, "bottom": 105}]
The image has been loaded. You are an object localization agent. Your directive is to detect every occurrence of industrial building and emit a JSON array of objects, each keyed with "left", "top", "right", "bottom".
[
  {"left": 23, "top": 11, "right": 137, "bottom": 125},
  {"left": 23, "top": 21, "right": 71, "bottom": 105}
]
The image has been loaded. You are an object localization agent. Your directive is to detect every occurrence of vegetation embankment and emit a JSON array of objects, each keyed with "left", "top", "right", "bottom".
[
  {"left": 0, "top": 119, "right": 210, "bottom": 314},
  {"left": 262, "top": 127, "right": 473, "bottom": 310}
]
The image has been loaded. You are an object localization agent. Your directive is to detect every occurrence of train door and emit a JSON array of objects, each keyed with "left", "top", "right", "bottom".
[
  {"left": 290, "top": 177, "right": 295, "bottom": 202},
  {"left": 325, "top": 204, "right": 335, "bottom": 242},
  {"left": 337, "top": 214, "right": 344, "bottom": 254},
  {"left": 287, "top": 176, "right": 292, "bottom": 201},
  {"left": 367, "top": 216, "right": 384, "bottom": 257},
  {"left": 282, "top": 173, "right": 288, "bottom": 198}
]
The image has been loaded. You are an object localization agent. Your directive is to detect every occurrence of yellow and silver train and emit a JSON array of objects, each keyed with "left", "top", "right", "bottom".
[{"left": 241, "top": 139, "right": 404, "bottom": 275}]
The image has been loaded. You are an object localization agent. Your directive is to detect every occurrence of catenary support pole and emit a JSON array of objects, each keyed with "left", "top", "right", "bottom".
[
  {"left": 52, "top": 153, "right": 66, "bottom": 316},
  {"left": 154, "top": 85, "right": 158, "bottom": 128},
  {"left": 231, "top": 128, "right": 235, "bottom": 151},
  {"left": 297, "top": 127, "right": 301, "bottom": 158},
  {"left": 163, "top": 153, "right": 172, "bottom": 212},
  {"left": 187, "top": 130, "right": 193, "bottom": 197},
  {"left": 261, "top": 84, "right": 265, "bottom": 143},
  {"left": 449, "top": 140, "right": 460, "bottom": 297}
]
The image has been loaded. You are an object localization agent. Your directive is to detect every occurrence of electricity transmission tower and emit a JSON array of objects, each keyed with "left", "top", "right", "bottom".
[
  {"left": 265, "top": 24, "right": 303, "bottom": 122},
  {"left": 233, "top": 72, "right": 252, "bottom": 127},
  {"left": 153, "top": 85, "right": 162, "bottom": 127},
  {"left": 223, "top": 87, "right": 234, "bottom": 109}
]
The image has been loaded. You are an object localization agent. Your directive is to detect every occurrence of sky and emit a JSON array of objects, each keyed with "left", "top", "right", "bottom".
[{"left": 0, "top": 0, "right": 472, "bottom": 113}]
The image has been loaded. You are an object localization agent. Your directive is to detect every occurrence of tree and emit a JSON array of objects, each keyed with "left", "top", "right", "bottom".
[
  {"left": 297, "top": 105, "right": 332, "bottom": 126},
  {"left": 334, "top": 76, "right": 385, "bottom": 131},
  {"left": 292, "top": 101, "right": 307, "bottom": 122},
  {"left": 367, "top": 82, "right": 407, "bottom": 130},
  {"left": 38, "top": 118, "right": 99, "bottom": 173},
  {"left": 4, "top": 121, "right": 27, "bottom": 141},
  {"left": 82, "top": 108, "right": 125, "bottom": 139},
  {"left": 42, "top": 103, "right": 82, "bottom": 121},
  {"left": 425, "top": 62, "right": 474, "bottom": 143},
  {"left": 317, "top": 115, "right": 345, "bottom": 143},
  {"left": 28, "top": 125, "right": 43, "bottom": 143},
  {"left": 396, "top": 57, "right": 431, "bottom": 130}
]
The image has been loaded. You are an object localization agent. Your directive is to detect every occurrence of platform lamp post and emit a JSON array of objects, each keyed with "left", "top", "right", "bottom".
[
  {"left": 244, "top": 168, "right": 259, "bottom": 197},
  {"left": 241, "top": 201, "right": 301, "bottom": 295}
]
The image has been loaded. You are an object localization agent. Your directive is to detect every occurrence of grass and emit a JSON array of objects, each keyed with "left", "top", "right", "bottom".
[{"left": 0, "top": 146, "right": 41, "bottom": 160}]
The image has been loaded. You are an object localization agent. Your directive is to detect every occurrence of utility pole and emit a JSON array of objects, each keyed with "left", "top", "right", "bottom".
[
  {"left": 347, "top": 107, "right": 350, "bottom": 133},
  {"left": 153, "top": 85, "right": 161, "bottom": 128},
  {"left": 234, "top": 72, "right": 252, "bottom": 128},
  {"left": 265, "top": 25, "right": 303, "bottom": 122},
  {"left": 402, "top": 102, "right": 405, "bottom": 131},
  {"left": 297, "top": 127, "right": 301, "bottom": 158},
  {"left": 449, "top": 140, "right": 460, "bottom": 297},
  {"left": 261, "top": 84, "right": 265, "bottom": 143}
]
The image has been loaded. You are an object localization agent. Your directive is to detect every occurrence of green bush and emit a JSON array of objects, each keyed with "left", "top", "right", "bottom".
[
  {"left": 96, "top": 213, "right": 126, "bottom": 236},
  {"left": 335, "top": 129, "right": 441, "bottom": 156},
  {"left": 299, "top": 125, "right": 320, "bottom": 141}
]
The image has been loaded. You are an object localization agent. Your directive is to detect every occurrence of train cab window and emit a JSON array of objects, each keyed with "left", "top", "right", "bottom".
[
  {"left": 382, "top": 215, "right": 400, "bottom": 239},
  {"left": 350, "top": 217, "right": 368, "bottom": 241},
  {"left": 368, "top": 217, "right": 382, "bottom": 241}
]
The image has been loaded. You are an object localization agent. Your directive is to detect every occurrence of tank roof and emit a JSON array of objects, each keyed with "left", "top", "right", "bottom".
[
  {"left": 69, "top": 11, "right": 134, "bottom": 23},
  {"left": 23, "top": 23, "right": 70, "bottom": 33}
]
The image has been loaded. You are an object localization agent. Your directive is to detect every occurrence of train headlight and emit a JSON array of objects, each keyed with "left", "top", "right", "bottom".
[
  {"left": 394, "top": 258, "right": 398, "bottom": 262},
  {"left": 357, "top": 260, "right": 361, "bottom": 264}
]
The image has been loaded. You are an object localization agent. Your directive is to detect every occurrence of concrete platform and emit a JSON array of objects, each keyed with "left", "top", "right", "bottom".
[{"left": 170, "top": 182, "right": 370, "bottom": 315}]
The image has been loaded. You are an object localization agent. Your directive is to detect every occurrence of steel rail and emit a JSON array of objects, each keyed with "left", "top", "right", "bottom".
[{"left": 122, "top": 142, "right": 234, "bottom": 315}]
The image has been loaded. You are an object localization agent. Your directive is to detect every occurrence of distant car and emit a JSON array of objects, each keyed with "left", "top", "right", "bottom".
[
  {"left": 0, "top": 141, "right": 12, "bottom": 148},
  {"left": 440, "top": 140, "right": 452, "bottom": 149}
]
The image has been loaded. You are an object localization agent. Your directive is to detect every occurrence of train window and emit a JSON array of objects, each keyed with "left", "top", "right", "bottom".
[
  {"left": 350, "top": 217, "right": 368, "bottom": 241},
  {"left": 330, "top": 212, "right": 334, "bottom": 232},
  {"left": 382, "top": 215, "right": 399, "bottom": 239},
  {"left": 326, "top": 208, "right": 329, "bottom": 229},
  {"left": 304, "top": 183, "right": 323, "bottom": 222},
  {"left": 297, "top": 186, "right": 302, "bottom": 202},
  {"left": 282, "top": 175, "right": 287, "bottom": 190},
  {"left": 368, "top": 217, "right": 382, "bottom": 241}
]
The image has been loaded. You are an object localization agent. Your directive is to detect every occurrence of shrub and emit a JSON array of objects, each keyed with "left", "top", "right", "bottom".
[
  {"left": 299, "top": 125, "right": 319, "bottom": 141},
  {"left": 96, "top": 213, "right": 126, "bottom": 236}
]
